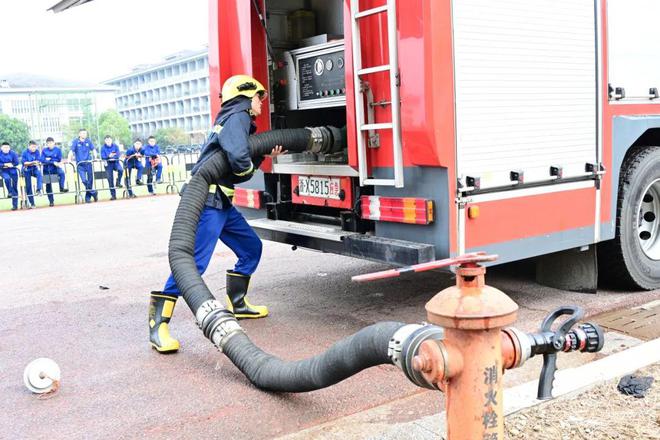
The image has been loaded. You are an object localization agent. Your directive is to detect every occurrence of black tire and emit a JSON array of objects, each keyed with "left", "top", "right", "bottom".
[{"left": 599, "top": 146, "right": 660, "bottom": 289}]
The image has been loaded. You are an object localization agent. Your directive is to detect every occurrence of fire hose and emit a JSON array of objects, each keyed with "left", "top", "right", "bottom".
[
  {"left": 168, "top": 126, "right": 427, "bottom": 392},
  {"left": 168, "top": 127, "right": 604, "bottom": 399}
]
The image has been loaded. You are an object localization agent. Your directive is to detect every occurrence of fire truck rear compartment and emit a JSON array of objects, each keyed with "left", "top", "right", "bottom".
[
  {"left": 246, "top": 1, "right": 434, "bottom": 264},
  {"left": 263, "top": 2, "right": 361, "bottom": 225}
]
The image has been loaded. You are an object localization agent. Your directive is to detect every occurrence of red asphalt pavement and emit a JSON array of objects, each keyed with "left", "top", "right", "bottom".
[{"left": 2, "top": 196, "right": 658, "bottom": 439}]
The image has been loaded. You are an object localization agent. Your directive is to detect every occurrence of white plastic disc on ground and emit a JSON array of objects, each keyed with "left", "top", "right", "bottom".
[{"left": 23, "top": 358, "right": 61, "bottom": 394}]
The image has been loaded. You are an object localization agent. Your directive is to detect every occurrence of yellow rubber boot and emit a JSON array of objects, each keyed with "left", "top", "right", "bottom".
[
  {"left": 149, "top": 292, "right": 180, "bottom": 353},
  {"left": 226, "top": 271, "right": 269, "bottom": 319}
]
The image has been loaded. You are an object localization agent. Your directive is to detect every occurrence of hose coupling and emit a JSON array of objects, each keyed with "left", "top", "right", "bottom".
[
  {"left": 388, "top": 324, "right": 445, "bottom": 389},
  {"left": 306, "top": 126, "right": 345, "bottom": 154},
  {"left": 196, "top": 299, "right": 245, "bottom": 352},
  {"left": 501, "top": 326, "right": 533, "bottom": 369}
]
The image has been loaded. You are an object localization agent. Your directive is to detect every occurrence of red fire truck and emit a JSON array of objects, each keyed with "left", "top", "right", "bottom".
[
  {"left": 206, "top": 0, "right": 660, "bottom": 290},
  {"left": 51, "top": 0, "right": 660, "bottom": 290}
]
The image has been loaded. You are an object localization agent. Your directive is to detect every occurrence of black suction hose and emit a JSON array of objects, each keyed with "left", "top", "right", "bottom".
[
  {"left": 223, "top": 321, "right": 404, "bottom": 392},
  {"left": 167, "top": 127, "right": 424, "bottom": 392},
  {"left": 169, "top": 128, "right": 311, "bottom": 313}
]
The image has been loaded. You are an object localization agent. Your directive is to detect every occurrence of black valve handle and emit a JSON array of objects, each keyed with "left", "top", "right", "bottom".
[
  {"left": 539, "top": 305, "right": 584, "bottom": 335},
  {"left": 537, "top": 306, "right": 584, "bottom": 400}
]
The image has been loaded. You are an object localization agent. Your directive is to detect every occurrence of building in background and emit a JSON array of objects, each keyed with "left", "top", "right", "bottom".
[
  {"left": 104, "top": 48, "right": 211, "bottom": 143},
  {"left": 0, "top": 74, "right": 117, "bottom": 144}
]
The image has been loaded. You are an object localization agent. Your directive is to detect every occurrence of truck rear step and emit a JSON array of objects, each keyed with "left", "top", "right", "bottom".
[{"left": 248, "top": 218, "right": 435, "bottom": 266}]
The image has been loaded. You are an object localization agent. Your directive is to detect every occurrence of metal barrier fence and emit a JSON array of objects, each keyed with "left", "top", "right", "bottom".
[
  {"left": 19, "top": 162, "right": 75, "bottom": 208},
  {"left": 85, "top": 158, "right": 131, "bottom": 201},
  {"left": 44, "top": 162, "right": 75, "bottom": 205},
  {"left": 166, "top": 151, "right": 200, "bottom": 190},
  {"left": 2, "top": 152, "right": 200, "bottom": 210},
  {"left": 146, "top": 154, "right": 177, "bottom": 195},
  {"left": 121, "top": 155, "right": 178, "bottom": 198}
]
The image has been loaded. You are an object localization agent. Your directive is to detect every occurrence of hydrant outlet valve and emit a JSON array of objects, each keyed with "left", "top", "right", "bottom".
[{"left": 509, "top": 306, "right": 605, "bottom": 400}]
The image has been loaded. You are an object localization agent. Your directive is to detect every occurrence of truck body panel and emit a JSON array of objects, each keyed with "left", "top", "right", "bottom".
[{"left": 209, "top": 0, "right": 660, "bottom": 269}]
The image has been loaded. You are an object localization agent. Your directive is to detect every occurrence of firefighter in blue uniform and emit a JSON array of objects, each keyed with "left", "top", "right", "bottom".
[
  {"left": 144, "top": 136, "right": 163, "bottom": 195},
  {"left": 101, "top": 135, "right": 124, "bottom": 200},
  {"left": 41, "top": 137, "right": 68, "bottom": 207},
  {"left": 149, "top": 74, "right": 286, "bottom": 353},
  {"left": 21, "top": 140, "right": 44, "bottom": 208},
  {"left": 124, "top": 139, "right": 145, "bottom": 198},
  {"left": 68, "top": 129, "right": 98, "bottom": 203},
  {"left": 0, "top": 142, "right": 19, "bottom": 210}
]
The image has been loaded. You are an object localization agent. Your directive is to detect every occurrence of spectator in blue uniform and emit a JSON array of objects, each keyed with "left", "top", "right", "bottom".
[
  {"left": 149, "top": 74, "right": 286, "bottom": 353},
  {"left": 144, "top": 136, "right": 163, "bottom": 195},
  {"left": 21, "top": 140, "right": 43, "bottom": 208},
  {"left": 68, "top": 128, "right": 98, "bottom": 203},
  {"left": 41, "top": 137, "right": 68, "bottom": 207},
  {"left": 101, "top": 135, "right": 124, "bottom": 200},
  {"left": 0, "top": 142, "right": 19, "bottom": 210},
  {"left": 124, "top": 139, "right": 145, "bottom": 198}
]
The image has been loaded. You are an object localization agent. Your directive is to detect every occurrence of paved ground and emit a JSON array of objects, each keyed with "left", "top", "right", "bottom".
[{"left": 2, "top": 195, "right": 659, "bottom": 439}]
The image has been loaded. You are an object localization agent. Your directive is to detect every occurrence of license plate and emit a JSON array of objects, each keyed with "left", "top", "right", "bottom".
[{"left": 298, "top": 175, "right": 341, "bottom": 199}]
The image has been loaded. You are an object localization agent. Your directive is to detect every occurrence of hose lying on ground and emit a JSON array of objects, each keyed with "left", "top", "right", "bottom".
[
  {"left": 223, "top": 321, "right": 403, "bottom": 392},
  {"left": 168, "top": 127, "right": 443, "bottom": 392}
]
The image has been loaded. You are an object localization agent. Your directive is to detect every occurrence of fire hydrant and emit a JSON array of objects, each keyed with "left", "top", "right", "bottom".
[
  {"left": 415, "top": 259, "right": 516, "bottom": 440},
  {"left": 355, "top": 253, "right": 604, "bottom": 440}
]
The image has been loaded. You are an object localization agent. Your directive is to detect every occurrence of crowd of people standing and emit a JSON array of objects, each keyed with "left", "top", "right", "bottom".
[{"left": 0, "top": 129, "right": 164, "bottom": 210}]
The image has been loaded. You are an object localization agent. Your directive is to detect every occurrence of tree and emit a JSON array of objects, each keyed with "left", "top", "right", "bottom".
[
  {"left": 0, "top": 114, "right": 31, "bottom": 153},
  {"left": 153, "top": 127, "right": 189, "bottom": 147},
  {"left": 63, "top": 110, "right": 99, "bottom": 146},
  {"left": 98, "top": 110, "right": 132, "bottom": 146}
]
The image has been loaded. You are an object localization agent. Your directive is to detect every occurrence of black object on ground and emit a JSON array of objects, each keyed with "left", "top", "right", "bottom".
[{"left": 617, "top": 375, "right": 654, "bottom": 398}]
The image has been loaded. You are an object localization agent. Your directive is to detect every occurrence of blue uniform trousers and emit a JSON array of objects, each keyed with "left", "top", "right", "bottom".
[
  {"left": 162, "top": 205, "right": 262, "bottom": 297},
  {"left": 1, "top": 168, "right": 19, "bottom": 209},
  {"left": 77, "top": 162, "right": 97, "bottom": 202},
  {"left": 145, "top": 162, "right": 163, "bottom": 194},
  {"left": 105, "top": 161, "right": 123, "bottom": 198},
  {"left": 125, "top": 161, "right": 144, "bottom": 196},
  {"left": 43, "top": 165, "right": 66, "bottom": 203},
  {"left": 23, "top": 166, "right": 43, "bottom": 206}
]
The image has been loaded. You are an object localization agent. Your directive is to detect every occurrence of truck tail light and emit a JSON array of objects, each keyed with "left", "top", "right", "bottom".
[
  {"left": 233, "top": 188, "right": 263, "bottom": 209},
  {"left": 360, "top": 196, "right": 434, "bottom": 225}
]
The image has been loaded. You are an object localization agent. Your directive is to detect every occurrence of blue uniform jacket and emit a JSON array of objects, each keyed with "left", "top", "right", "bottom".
[
  {"left": 21, "top": 149, "right": 41, "bottom": 167},
  {"left": 192, "top": 96, "right": 263, "bottom": 209},
  {"left": 144, "top": 144, "right": 160, "bottom": 158},
  {"left": 0, "top": 150, "right": 19, "bottom": 171},
  {"left": 70, "top": 138, "right": 95, "bottom": 162},
  {"left": 101, "top": 144, "right": 122, "bottom": 161},
  {"left": 125, "top": 147, "right": 144, "bottom": 166},
  {"left": 41, "top": 147, "right": 62, "bottom": 166}
]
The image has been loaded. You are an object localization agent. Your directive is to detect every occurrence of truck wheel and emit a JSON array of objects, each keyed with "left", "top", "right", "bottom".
[{"left": 599, "top": 146, "right": 660, "bottom": 289}]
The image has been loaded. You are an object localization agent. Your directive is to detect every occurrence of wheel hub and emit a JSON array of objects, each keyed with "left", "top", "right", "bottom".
[{"left": 637, "top": 179, "right": 660, "bottom": 260}]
